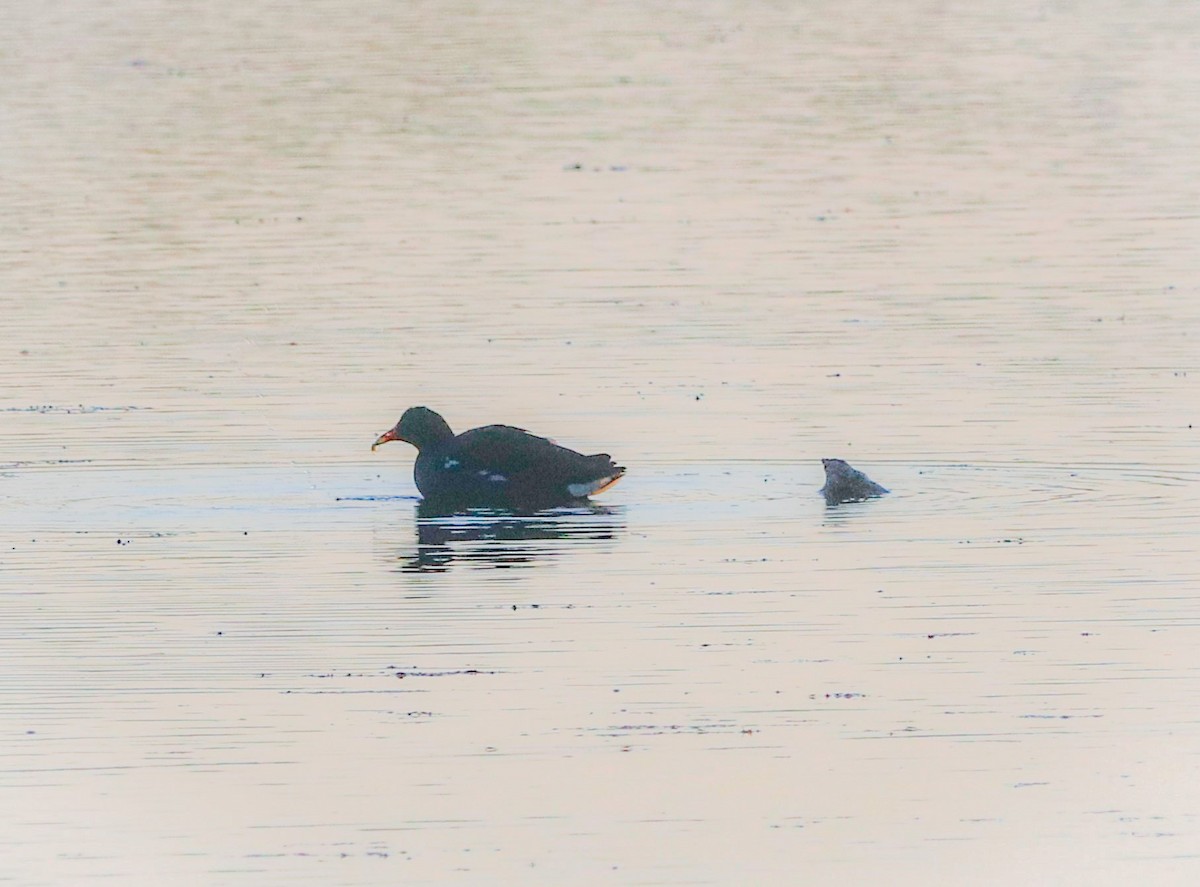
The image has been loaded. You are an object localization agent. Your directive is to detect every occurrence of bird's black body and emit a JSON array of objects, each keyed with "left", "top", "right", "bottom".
[{"left": 373, "top": 406, "right": 625, "bottom": 509}]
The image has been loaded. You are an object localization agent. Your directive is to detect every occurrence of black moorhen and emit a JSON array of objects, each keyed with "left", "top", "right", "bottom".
[{"left": 372, "top": 406, "right": 625, "bottom": 508}]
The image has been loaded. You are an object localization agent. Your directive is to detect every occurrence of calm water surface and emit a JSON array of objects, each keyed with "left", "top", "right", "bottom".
[{"left": 3, "top": 1, "right": 1199, "bottom": 884}]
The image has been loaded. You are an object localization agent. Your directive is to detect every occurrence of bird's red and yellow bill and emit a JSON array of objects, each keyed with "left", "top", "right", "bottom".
[{"left": 371, "top": 428, "right": 400, "bottom": 451}]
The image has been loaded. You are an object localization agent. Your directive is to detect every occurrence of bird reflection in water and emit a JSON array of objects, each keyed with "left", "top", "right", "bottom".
[{"left": 398, "top": 500, "right": 625, "bottom": 572}]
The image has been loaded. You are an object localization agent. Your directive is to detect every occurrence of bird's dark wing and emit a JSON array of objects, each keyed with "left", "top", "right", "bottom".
[
  {"left": 451, "top": 425, "right": 571, "bottom": 473},
  {"left": 452, "top": 425, "right": 619, "bottom": 483}
]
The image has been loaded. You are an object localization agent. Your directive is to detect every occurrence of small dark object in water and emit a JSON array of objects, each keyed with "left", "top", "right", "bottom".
[
  {"left": 372, "top": 406, "right": 625, "bottom": 509},
  {"left": 820, "top": 458, "right": 889, "bottom": 505}
]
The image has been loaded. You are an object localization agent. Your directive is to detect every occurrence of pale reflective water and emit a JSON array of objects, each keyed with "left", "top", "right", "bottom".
[{"left": 3, "top": 1, "right": 1199, "bottom": 884}]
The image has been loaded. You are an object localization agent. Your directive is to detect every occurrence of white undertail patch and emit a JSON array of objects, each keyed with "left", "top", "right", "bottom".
[{"left": 567, "top": 476, "right": 617, "bottom": 498}]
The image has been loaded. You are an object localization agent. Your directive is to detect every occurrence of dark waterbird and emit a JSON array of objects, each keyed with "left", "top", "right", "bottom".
[
  {"left": 372, "top": 406, "right": 625, "bottom": 509},
  {"left": 820, "top": 458, "right": 889, "bottom": 505}
]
